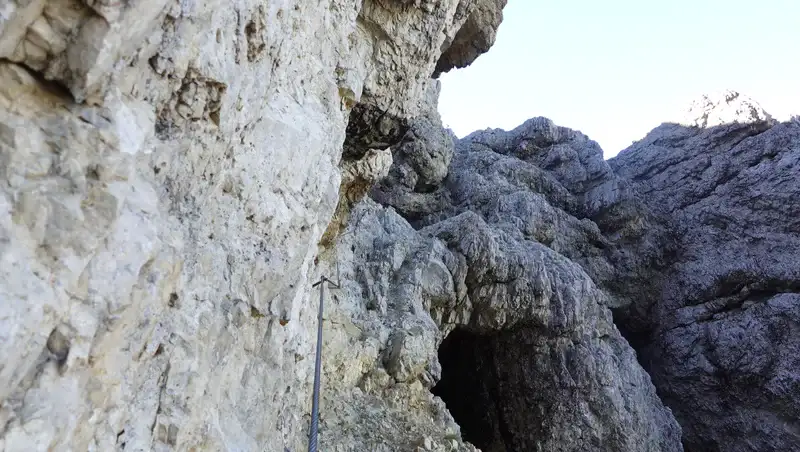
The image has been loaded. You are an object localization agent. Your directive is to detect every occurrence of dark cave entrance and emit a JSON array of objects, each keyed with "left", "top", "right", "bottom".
[
  {"left": 432, "top": 328, "right": 503, "bottom": 451},
  {"left": 431, "top": 327, "right": 546, "bottom": 452},
  {"left": 609, "top": 308, "right": 654, "bottom": 372}
]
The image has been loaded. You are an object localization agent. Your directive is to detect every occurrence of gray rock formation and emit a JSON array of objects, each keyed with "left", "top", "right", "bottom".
[
  {"left": 302, "top": 200, "right": 480, "bottom": 451},
  {"left": 610, "top": 92, "right": 800, "bottom": 452},
  {"left": 371, "top": 81, "right": 458, "bottom": 223},
  {"left": 374, "top": 115, "right": 684, "bottom": 450},
  {"left": 0, "top": 0, "right": 506, "bottom": 450},
  {"left": 371, "top": 88, "right": 800, "bottom": 452},
  {"left": 434, "top": 0, "right": 507, "bottom": 76},
  {"left": 3, "top": 0, "right": 792, "bottom": 449}
]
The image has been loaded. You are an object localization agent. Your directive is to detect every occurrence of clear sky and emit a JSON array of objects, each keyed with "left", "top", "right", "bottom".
[{"left": 438, "top": 0, "right": 800, "bottom": 158}]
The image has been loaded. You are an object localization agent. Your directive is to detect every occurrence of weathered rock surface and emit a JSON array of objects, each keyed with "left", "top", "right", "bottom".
[
  {"left": 374, "top": 114, "right": 684, "bottom": 450},
  {"left": 371, "top": 89, "right": 800, "bottom": 451},
  {"left": 4, "top": 0, "right": 793, "bottom": 449},
  {"left": 610, "top": 92, "right": 800, "bottom": 452},
  {"left": 0, "top": 0, "right": 507, "bottom": 450},
  {"left": 371, "top": 81, "right": 458, "bottom": 223},
  {"left": 303, "top": 200, "right": 480, "bottom": 451},
  {"left": 434, "top": 0, "right": 507, "bottom": 76}
]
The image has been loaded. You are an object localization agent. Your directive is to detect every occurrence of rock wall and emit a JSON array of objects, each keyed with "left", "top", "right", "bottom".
[
  {"left": 373, "top": 115, "right": 683, "bottom": 451},
  {"left": 3, "top": 1, "right": 792, "bottom": 451},
  {"left": 367, "top": 89, "right": 800, "bottom": 452},
  {"left": 0, "top": 0, "right": 506, "bottom": 450},
  {"left": 610, "top": 92, "right": 800, "bottom": 452}
]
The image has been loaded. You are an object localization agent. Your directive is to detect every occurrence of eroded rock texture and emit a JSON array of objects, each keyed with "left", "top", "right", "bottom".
[
  {"left": 0, "top": 0, "right": 506, "bottom": 450},
  {"left": 373, "top": 113, "right": 684, "bottom": 451},
  {"left": 370, "top": 89, "right": 800, "bottom": 452},
  {"left": 610, "top": 92, "right": 800, "bottom": 452},
  {"left": 3, "top": 0, "right": 791, "bottom": 450},
  {"left": 434, "top": 0, "right": 507, "bottom": 76}
]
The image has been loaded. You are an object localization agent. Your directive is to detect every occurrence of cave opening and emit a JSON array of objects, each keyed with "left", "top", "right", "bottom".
[
  {"left": 431, "top": 328, "right": 515, "bottom": 452},
  {"left": 610, "top": 308, "right": 653, "bottom": 371}
]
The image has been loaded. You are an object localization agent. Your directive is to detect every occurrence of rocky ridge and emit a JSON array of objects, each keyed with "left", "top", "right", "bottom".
[{"left": 372, "top": 109, "right": 683, "bottom": 451}]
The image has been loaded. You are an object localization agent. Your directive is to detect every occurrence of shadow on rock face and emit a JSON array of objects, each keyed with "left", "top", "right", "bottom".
[
  {"left": 320, "top": 97, "right": 406, "bottom": 247},
  {"left": 343, "top": 100, "right": 409, "bottom": 161}
]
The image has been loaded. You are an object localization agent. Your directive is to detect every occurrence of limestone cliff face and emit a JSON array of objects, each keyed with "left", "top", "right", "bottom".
[{"left": 0, "top": 0, "right": 505, "bottom": 450}]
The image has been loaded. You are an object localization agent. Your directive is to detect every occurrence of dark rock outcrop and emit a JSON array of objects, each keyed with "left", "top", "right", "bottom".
[
  {"left": 371, "top": 88, "right": 799, "bottom": 452},
  {"left": 610, "top": 92, "right": 800, "bottom": 452}
]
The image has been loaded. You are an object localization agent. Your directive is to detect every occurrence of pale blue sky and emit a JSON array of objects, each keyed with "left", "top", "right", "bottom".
[{"left": 438, "top": 0, "right": 799, "bottom": 158}]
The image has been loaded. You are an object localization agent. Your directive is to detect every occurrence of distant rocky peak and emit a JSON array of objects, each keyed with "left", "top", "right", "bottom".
[{"left": 682, "top": 89, "right": 775, "bottom": 128}]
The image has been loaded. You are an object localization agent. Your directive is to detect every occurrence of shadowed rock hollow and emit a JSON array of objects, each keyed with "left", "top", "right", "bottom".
[{"left": 372, "top": 89, "right": 799, "bottom": 451}]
